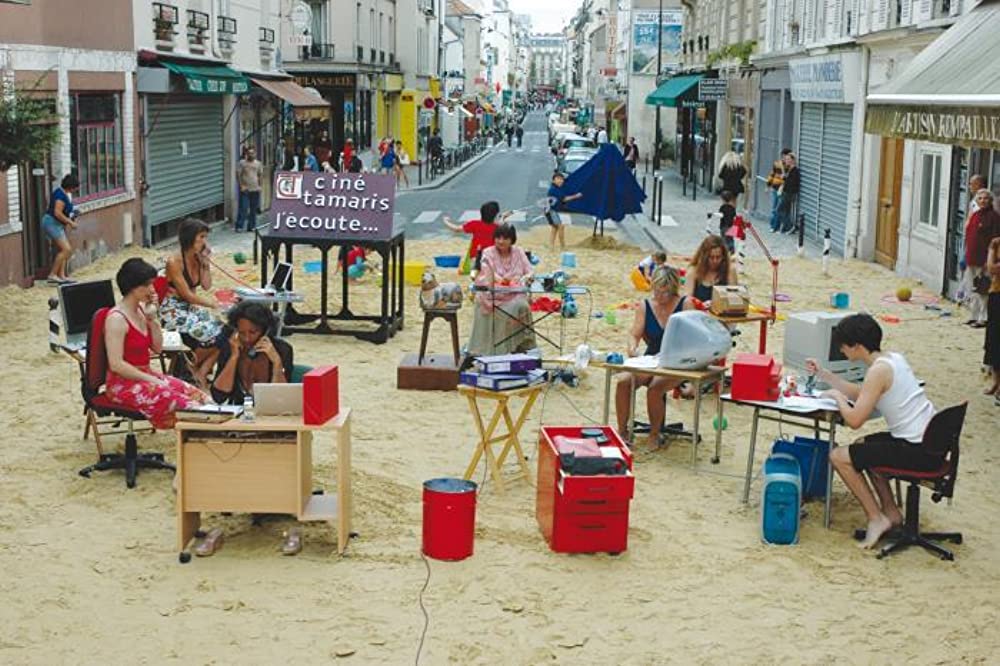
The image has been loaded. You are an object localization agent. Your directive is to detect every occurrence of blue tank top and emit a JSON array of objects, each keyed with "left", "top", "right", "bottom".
[
  {"left": 643, "top": 296, "right": 686, "bottom": 355},
  {"left": 47, "top": 187, "right": 74, "bottom": 218}
]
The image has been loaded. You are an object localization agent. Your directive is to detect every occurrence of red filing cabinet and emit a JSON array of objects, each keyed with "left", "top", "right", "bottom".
[
  {"left": 536, "top": 426, "right": 635, "bottom": 554},
  {"left": 731, "top": 353, "right": 782, "bottom": 402}
]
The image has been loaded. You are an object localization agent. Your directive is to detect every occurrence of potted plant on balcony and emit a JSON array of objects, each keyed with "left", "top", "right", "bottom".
[{"left": 155, "top": 18, "right": 175, "bottom": 41}]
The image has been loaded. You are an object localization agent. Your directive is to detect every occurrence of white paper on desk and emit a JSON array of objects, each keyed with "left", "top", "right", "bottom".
[
  {"left": 162, "top": 330, "right": 182, "bottom": 348},
  {"left": 780, "top": 396, "right": 839, "bottom": 412},
  {"left": 623, "top": 355, "right": 658, "bottom": 369}
]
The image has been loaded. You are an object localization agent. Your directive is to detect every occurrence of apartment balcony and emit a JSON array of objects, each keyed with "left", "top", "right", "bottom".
[
  {"left": 187, "top": 9, "right": 209, "bottom": 53},
  {"left": 300, "top": 42, "right": 336, "bottom": 61},
  {"left": 152, "top": 2, "right": 179, "bottom": 50},
  {"left": 218, "top": 15, "right": 237, "bottom": 56},
  {"left": 259, "top": 26, "right": 275, "bottom": 65}
]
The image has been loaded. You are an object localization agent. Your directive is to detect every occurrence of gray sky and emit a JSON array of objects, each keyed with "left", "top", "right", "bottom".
[{"left": 509, "top": 0, "right": 579, "bottom": 33}]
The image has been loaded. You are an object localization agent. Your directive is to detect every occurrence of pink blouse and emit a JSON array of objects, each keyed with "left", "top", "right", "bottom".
[{"left": 475, "top": 246, "right": 533, "bottom": 312}]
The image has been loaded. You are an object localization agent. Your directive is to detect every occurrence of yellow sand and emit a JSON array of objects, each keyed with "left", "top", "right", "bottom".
[{"left": 0, "top": 225, "right": 997, "bottom": 663}]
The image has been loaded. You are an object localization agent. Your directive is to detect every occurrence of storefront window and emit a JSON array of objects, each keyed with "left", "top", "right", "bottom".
[
  {"left": 70, "top": 93, "right": 125, "bottom": 201},
  {"left": 917, "top": 152, "right": 942, "bottom": 228}
]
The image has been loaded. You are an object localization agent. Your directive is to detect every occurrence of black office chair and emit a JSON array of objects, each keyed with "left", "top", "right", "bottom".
[{"left": 869, "top": 403, "right": 967, "bottom": 561}]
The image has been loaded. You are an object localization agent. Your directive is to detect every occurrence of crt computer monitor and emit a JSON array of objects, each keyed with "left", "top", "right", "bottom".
[
  {"left": 658, "top": 310, "right": 733, "bottom": 370},
  {"left": 782, "top": 311, "right": 866, "bottom": 386},
  {"left": 59, "top": 279, "right": 116, "bottom": 339}
]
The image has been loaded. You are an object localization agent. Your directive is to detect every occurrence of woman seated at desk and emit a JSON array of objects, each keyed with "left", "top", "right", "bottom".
[
  {"left": 807, "top": 314, "right": 937, "bottom": 550},
  {"left": 211, "top": 301, "right": 294, "bottom": 405},
  {"left": 160, "top": 218, "right": 223, "bottom": 388},
  {"left": 686, "top": 234, "right": 737, "bottom": 306},
  {"left": 466, "top": 223, "right": 536, "bottom": 358},
  {"left": 616, "top": 266, "right": 697, "bottom": 445},
  {"left": 105, "top": 258, "right": 208, "bottom": 429}
]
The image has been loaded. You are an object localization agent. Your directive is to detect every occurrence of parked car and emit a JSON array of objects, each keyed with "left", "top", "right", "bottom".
[
  {"left": 554, "top": 133, "right": 596, "bottom": 158},
  {"left": 558, "top": 147, "right": 598, "bottom": 175}
]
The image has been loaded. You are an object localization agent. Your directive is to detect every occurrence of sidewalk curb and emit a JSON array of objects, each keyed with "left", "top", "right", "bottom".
[{"left": 399, "top": 147, "right": 493, "bottom": 193}]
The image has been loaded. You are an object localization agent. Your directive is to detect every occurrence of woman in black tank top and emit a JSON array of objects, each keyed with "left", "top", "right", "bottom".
[{"left": 686, "top": 235, "right": 737, "bottom": 306}]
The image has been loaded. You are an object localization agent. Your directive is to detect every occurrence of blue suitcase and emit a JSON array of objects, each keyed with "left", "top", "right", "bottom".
[{"left": 761, "top": 453, "right": 801, "bottom": 545}]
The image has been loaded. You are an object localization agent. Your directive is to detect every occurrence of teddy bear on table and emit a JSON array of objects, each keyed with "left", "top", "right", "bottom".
[{"left": 419, "top": 270, "right": 463, "bottom": 311}]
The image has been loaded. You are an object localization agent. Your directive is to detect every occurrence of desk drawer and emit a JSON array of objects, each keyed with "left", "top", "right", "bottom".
[
  {"left": 182, "top": 440, "right": 301, "bottom": 515},
  {"left": 551, "top": 511, "right": 630, "bottom": 554}
]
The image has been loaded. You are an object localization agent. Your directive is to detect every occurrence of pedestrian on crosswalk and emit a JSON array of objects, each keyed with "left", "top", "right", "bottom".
[{"left": 516, "top": 124, "right": 524, "bottom": 148}]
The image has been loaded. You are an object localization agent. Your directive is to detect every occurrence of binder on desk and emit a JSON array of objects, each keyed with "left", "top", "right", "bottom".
[
  {"left": 473, "top": 353, "right": 542, "bottom": 375},
  {"left": 459, "top": 368, "right": 547, "bottom": 391},
  {"left": 303, "top": 365, "right": 340, "bottom": 425}
]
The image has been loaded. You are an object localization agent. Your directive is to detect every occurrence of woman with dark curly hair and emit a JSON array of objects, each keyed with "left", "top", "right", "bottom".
[{"left": 211, "top": 300, "right": 294, "bottom": 405}]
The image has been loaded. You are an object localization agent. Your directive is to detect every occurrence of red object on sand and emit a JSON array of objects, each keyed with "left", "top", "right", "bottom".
[
  {"left": 422, "top": 478, "right": 477, "bottom": 560},
  {"left": 536, "top": 426, "right": 634, "bottom": 554},
  {"left": 214, "top": 288, "right": 239, "bottom": 308},
  {"left": 303, "top": 365, "right": 340, "bottom": 425},
  {"left": 731, "top": 353, "right": 782, "bottom": 402}
]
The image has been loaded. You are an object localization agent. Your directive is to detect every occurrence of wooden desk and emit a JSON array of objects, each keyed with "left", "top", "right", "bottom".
[
  {"left": 459, "top": 384, "right": 541, "bottom": 493},
  {"left": 593, "top": 360, "right": 726, "bottom": 465},
  {"left": 722, "top": 395, "right": 838, "bottom": 528},
  {"left": 175, "top": 410, "right": 352, "bottom": 557},
  {"left": 711, "top": 311, "right": 774, "bottom": 354}
]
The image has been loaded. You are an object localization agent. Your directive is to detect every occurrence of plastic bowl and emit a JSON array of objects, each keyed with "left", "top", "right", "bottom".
[
  {"left": 434, "top": 255, "right": 461, "bottom": 268},
  {"left": 303, "top": 260, "right": 323, "bottom": 273}
]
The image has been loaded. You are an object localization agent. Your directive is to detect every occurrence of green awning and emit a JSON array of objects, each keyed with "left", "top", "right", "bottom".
[
  {"left": 646, "top": 74, "right": 703, "bottom": 107},
  {"left": 161, "top": 61, "right": 250, "bottom": 95}
]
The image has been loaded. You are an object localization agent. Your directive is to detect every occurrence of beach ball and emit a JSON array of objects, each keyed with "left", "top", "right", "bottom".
[
  {"left": 233, "top": 252, "right": 247, "bottom": 265},
  {"left": 896, "top": 286, "right": 912, "bottom": 302}
]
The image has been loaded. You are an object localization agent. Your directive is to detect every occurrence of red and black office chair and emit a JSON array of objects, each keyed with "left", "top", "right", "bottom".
[
  {"left": 77, "top": 307, "right": 175, "bottom": 488},
  {"left": 871, "top": 402, "right": 967, "bottom": 561}
]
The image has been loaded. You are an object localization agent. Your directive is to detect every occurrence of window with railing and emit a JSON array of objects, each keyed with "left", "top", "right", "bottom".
[
  {"left": 218, "top": 15, "right": 237, "bottom": 47},
  {"left": 187, "top": 9, "right": 209, "bottom": 45},
  {"left": 152, "top": 3, "right": 179, "bottom": 41},
  {"left": 69, "top": 94, "right": 125, "bottom": 202}
]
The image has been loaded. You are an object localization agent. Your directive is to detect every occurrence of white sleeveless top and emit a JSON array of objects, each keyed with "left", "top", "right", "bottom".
[{"left": 873, "top": 353, "right": 935, "bottom": 443}]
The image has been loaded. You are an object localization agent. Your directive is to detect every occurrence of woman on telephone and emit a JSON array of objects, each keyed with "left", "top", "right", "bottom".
[
  {"left": 160, "top": 218, "right": 223, "bottom": 388},
  {"left": 210, "top": 301, "right": 293, "bottom": 405}
]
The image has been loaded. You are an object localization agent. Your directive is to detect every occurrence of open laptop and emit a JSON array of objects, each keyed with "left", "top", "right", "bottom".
[
  {"left": 235, "top": 261, "right": 293, "bottom": 298},
  {"left": 253, "top": 382, "right": 303, "bottom": 416}
]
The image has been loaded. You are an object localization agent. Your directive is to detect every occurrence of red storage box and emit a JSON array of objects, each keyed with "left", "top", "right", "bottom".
[
  {"left": 303, "top": 365, "right": 340, "bottom": 425},
  {"left": 536, "top": 426, "right": 634, "bottom": 554},
  {"left": 731, "top": 353, "right": 782, "bottom": 402}
]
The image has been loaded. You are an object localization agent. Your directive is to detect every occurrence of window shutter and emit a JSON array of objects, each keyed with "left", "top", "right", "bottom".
[
  {"left": 871, "top": 0, "right": 889, "bottom": 30},
  {"left": 900, "top": 0, "right": 912, "bottom": 25}
]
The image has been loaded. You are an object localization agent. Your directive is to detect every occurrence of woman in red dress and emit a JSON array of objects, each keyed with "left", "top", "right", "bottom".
[{"left": 104, "top": 258, "right": 208, "bottom": 429}]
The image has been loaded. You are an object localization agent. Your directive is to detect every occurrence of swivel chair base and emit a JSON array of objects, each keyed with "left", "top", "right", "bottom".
[
  {"left": 875, "top": 483, "right": 962, "bottom": 561},
  {"left": 78, "top": 435, "right": 175, "bottom": 489}
]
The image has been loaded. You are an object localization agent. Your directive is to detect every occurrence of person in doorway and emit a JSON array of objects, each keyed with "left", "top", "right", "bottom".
[
  {"left": 779, "top": 152, "right": 800, "bottom": 233},
  {"left": 545, "top": 171, "right": 583, "bottom": 249},
  {"left": 315, "top": 130, "right": 333, "bottom": 166},
  {"left": 963, "top": 184, "right": 1000, "bottom": 328},
  {"left": 515, "top": 124, "right": 524, "bottom": 148},
  {"left": 615, "top": 266, "right": 697, "bottom": 445},
  {"left": 237, "top": 147, "right": 263, "bottom": 233},
  {"left": 807, "top": 314, "right": 938, "bottom": 549},
  {"left": 160, "top": 218, "right": 223, "bottom": 389},
  {"left": 42, "top": 173, "right": 81, "bottom": 284},
  {"left": 983, "top": 237, "right": 1000, "bottom": 400},
  {"left": 624, "top": 137, "right": 640, "bottom": 171},
  {"left": 393, "top": 140, "right": 411, "bottom": 188}
]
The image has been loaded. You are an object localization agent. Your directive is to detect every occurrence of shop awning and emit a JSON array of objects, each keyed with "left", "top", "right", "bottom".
[
  {"left": 865, "top": 0, "right": 1000, "bottom": 149},
  {"left": 250, "top": 77, "right": 328, "bottom": 119},
  {"left": 646, "top": 74, "right": 703, "bottom": 107},
  {"left": 611, "top": 102, "right": 626, "bottom": 119},
  {"left": 161, "top": 61, "right": 250, "bottom": 95}
]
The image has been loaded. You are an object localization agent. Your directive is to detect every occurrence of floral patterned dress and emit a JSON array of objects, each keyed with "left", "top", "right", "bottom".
[
  {"left": 103, "top": 309, "right": 204, "bottom": 429},
  {"left": 159, "top": 259, "right": 223, "bottom": 345}
]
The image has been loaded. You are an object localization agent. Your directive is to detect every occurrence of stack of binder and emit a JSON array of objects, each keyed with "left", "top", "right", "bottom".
[{"left": 459, "top": 353, "right": 548, "bottom": 391}]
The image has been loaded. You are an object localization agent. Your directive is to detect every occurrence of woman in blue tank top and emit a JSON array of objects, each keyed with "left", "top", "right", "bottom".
[
  {"left": 614, "top": 265, "right": 695, "bottom": 445},
  {"left": 42, "top": 173, "right": 81, "bottom": 284}
]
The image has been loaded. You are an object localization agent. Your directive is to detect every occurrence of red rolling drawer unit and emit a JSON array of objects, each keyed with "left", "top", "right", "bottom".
[
  {"left": 536, "top": 426, "right": 635, "bottom": 554},
  {"left": 731, "top": 353, "right": 782, "bottom": 402}
]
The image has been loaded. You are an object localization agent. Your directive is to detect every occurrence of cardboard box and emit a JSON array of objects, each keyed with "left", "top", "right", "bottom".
[
  {"left": 710, "top": 285, "right": 750, "bottom": 316},
  {"left": 397, "top": 353, "right": 459, "bottom": 391},
  {"left": 303, "top": 365, "right": 340, "bottom": 425}
]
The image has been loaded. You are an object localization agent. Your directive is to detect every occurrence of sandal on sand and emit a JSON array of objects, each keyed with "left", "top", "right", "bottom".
[
  {"left": 281, "top": 528, "right": 302, "bottom": 556},
  {"left": 194, "top": 528, "right": 224, "bottom": 557}
]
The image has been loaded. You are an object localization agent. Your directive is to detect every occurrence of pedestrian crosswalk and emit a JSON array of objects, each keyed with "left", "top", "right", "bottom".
[
  {"left": 411, "top": 210, "right": 441, "bottom": 224},
  {"left": 403, "top": 208, "right": 615, "bottom": 230}
]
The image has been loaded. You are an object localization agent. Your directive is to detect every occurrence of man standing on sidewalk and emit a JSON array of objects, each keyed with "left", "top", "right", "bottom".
[
  {"left": 236, "top": 147, "right": 263, "bottom": 233},
  {"left": 779, "top": 152, "right": 800, "bottom": 234},
  {"left": 515, "top": 124, "right": 524, "bottom": 148}
]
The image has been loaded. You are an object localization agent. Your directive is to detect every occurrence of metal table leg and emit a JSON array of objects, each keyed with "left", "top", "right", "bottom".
[
  {"left": 825, "top": 420, "right": 836, "bottom": 528},
  {"left": 690, "top": 381, "right": 702, "bottom": 466},
  {"left": 713, "top": 384, "right": 723, "bottom": 464},
  {"left": 742, "top": 407, "right": 760, "bottom": 504},
  {"left": 602, "top": 366, "right": 612, "bottom": 424}
]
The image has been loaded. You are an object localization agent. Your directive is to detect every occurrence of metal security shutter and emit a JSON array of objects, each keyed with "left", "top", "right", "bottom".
[
  {"left": 796, "top": 103, "right": 852, "bottom": 254},
  {"left": 146, "top": 96, "right": 223, "bottom": 226},
  {"left": 754, "top": 91, "right": 781, "bottom": 217}
]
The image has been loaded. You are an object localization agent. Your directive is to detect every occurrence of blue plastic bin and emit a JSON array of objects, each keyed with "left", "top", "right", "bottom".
[
  {"left": 761, "top": 453, "right": 801, "bottom": 545},
  {"left": 434, "top": 255, "right": 461, "bottom": 268}
]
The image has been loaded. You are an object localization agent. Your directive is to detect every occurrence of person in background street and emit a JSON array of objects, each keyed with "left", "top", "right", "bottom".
[
  {"left": 983, "top": 237, "right": 1000, "bottom": 401},
  {"left": 42, "top": 173, "right": 81, "bottom": 284},
  {"left": 505, "top": 124, "right": 514, "bottom": 147},
  {"left": 963, "top": 189, "right": 1000, "bottom": 328},
  {"left": 380, "top": 139, "right": 396, "bottom": 175},
  {"left": 314, "top": 130, "right": 332, "bottom": 167},
  {"left": 717, "top": 151, "right": 747, "bottom": 202},
  {"left": 960, "top": 175, "right": 987, "bottom": 314},
  {"left": 338, "top": 138, "right": 355, "bottom": 173},
  {"left": 545, "top": 171, "right": 583, "bottom": 250},
  {"left": 236, "top": 147, "right": 263, "bottom": 233},
  {"left": 597, "top": 126, "right": 609, "bottom": 144},
  {"left": 718, "top": 190, "right": 737, "bottom": 252},
  {"left": 393, "top": 140, "right": 410, "bottom": 189},
  {"left": 427, "top": 128, "right": 443, "bottom": 164},
  {"left": 624, "top": 137, "right": 640, "bottom": 171},
  {"left": 303, "top": 146, "right": 319, "bottom": 172},
  {"left": 516, "top": 124, "right": 524, "bottom": 148},
  {"left": 779, "top": 152, "right": 800, "bottom": 233},
  {"left": 766, "top": 158, "right": 786, "bottom": 232},
  {"left": 282, "top": 138, "right": 298, "bottom": 171}
]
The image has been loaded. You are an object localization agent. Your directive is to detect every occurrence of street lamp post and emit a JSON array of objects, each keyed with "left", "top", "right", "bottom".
[{"left": 653, "top": 0, "right": 662, "bottom": 173}]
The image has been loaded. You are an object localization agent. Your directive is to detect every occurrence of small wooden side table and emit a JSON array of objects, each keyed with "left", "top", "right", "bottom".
[
  {"left": 459, "top": 384, "right": 542, "bottom": 493},
  {"left": 419, "top": 309, "right": 460, "bottom": 365}
]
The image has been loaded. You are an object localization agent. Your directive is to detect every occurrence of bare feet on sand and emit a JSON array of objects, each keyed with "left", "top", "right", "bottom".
[{"left": 858, "top": 514, "right": 894, "bottom": 549}]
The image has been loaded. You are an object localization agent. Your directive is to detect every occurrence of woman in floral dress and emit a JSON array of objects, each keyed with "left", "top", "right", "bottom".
[{"left": 105, "top": 258, "right": 208, "bottom": 429}]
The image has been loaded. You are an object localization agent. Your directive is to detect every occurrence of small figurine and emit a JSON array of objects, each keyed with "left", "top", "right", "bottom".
[{"left": 419, "top": 270, "right": 463, "bottom": 311}]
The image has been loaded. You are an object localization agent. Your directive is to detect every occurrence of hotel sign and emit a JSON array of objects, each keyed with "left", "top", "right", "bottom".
[{"left": 866, "top": 105, "right": 1000, "bottom": 150}]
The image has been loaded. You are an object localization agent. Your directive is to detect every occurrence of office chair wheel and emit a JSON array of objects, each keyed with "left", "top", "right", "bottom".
[
  {"left": 179, "top": 551, "right": 192, "bottom": 564},
  {"left": 941, "top": 552, "right": 954, "bottom": 561}
]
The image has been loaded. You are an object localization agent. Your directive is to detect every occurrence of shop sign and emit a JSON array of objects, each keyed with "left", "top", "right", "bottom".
[
  {"left": 789, "top": 53, "right": 861, "bottom": 104},
  {"left": 698, "top": 79, "right": 727, "bottom": 102},
  {"left": 866, "top": 104, "right": 1000, "bottom": 151},
  {"left": 270, "top": 172, "right": 396, "bottom": 242},
  {"left": 294, "top": 74, "right": 356, "bottom": 90}
]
